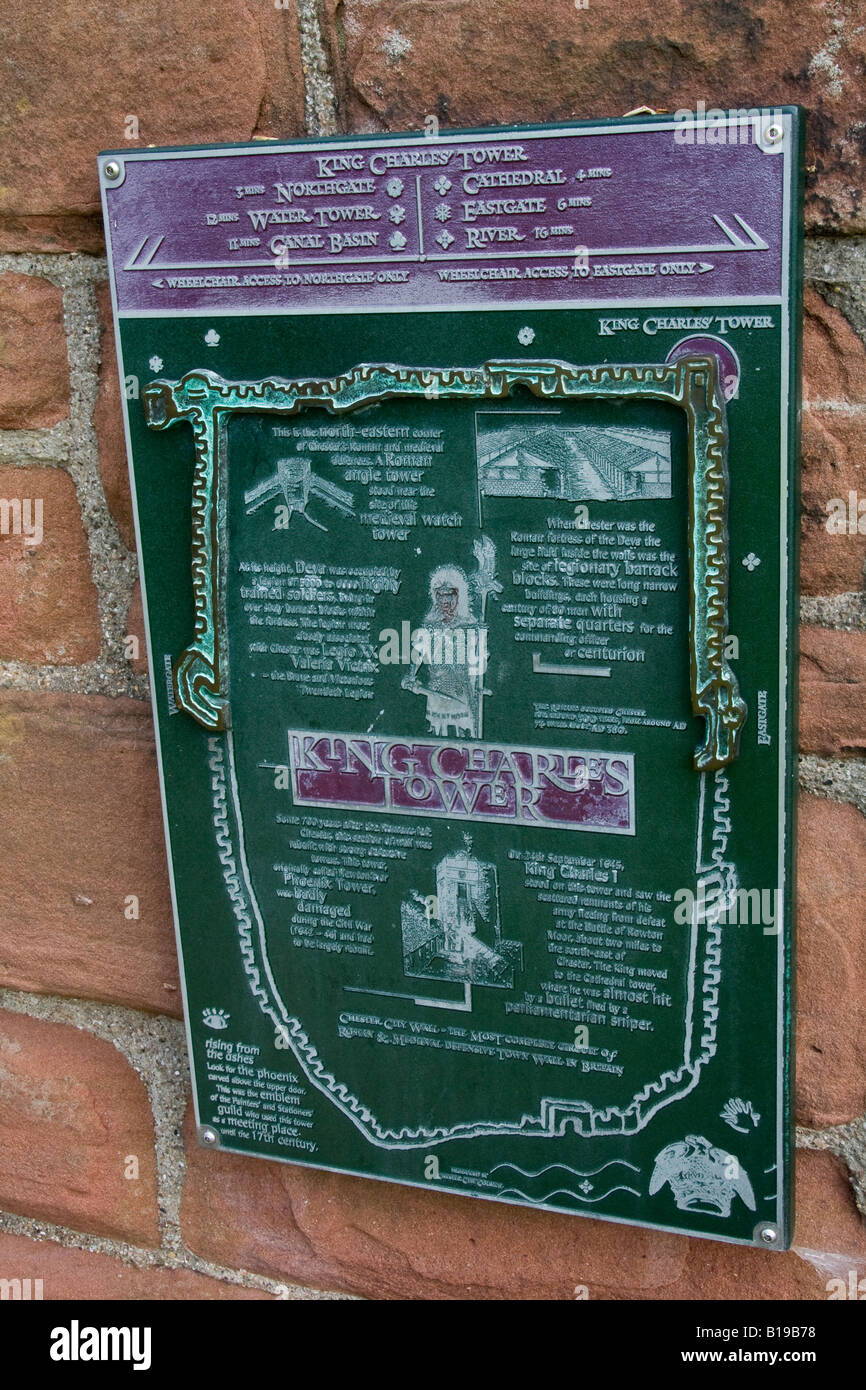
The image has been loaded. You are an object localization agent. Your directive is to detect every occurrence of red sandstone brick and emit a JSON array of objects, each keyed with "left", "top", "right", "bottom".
[
  {"left": 324, "top": 0, "right": 866, "bottom": 232},
  {"left": 803, "top": 288, "right": 866, "bottom": 407},
  {"left": 0, "top": 274, "right": 69, "bottom": 428},
  {"left": 0, "top": 1231, "right": 274, "bottom": 1299},
  {"left": 799, "top": 627, "right": 866, "bottom": 755},
  {"left": 794, "top": 1150, "right": 866, "bottom": 1257},
  {"left": 796, "top": 292, "right": 866, "bottom": 596},
  {"left": 180, "top": 1110, "right": 686, "bottom": 1299},
  {"left": 0, "top": 467, "right": 101, "bottom": 664},
  {"left": 0, "top": 691, "right": 180, "bottom": 1015},
  {"left": 0, "top": 1009, "right": 159, "bottom": 1246},
  {"left": 796, "top": 796, "right": 866, "bottom": 1127},
  {"left": 800, "top": 408, "right": 866, "bottom": 595},
  {"left": 0, "top": 0, "right": 304, "bottom": 253},
  {"left": 180, "top": 1112, "right": 866, "bottom": 1299}
]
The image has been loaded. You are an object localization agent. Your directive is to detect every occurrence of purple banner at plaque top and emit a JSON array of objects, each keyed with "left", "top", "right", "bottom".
[{"left": 101, "top": 120, "right": 790, "bottom": 316}]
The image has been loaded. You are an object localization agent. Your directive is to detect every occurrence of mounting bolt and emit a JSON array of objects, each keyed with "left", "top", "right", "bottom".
[
  {"left": 759, "top": 1225, "right": 778, "bottom": 1245},
  {"left": 103, "top": 160, "right": 121, "bottom": 181},
  {"left": 764, "top": 123, "right": 783, "bottom": 145},
  {"left": 200, "top": 1127, "right": 219, "bottom": 1146}
]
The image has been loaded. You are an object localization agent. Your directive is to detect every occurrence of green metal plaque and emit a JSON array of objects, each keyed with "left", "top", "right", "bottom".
[{"left": 100, "top": 111, "right": 801, "bottom": 1247}]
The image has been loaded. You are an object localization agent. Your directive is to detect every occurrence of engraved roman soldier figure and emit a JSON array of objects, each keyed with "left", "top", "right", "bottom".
[{"left": 401, "top": 537, "right": 501, "bottom": 739}]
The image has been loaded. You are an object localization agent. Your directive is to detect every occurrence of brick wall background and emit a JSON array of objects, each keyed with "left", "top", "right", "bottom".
[{"left": 0, "top": 0, "right": 864, "bottom": 1301}]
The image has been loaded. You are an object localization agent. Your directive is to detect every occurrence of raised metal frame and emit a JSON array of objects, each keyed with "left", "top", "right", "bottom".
[{"left": 142, "top": 354, "right": 746, "bottom": 770}]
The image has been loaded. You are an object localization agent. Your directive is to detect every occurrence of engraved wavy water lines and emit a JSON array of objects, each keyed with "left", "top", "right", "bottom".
[
  {"left": 495, "top": 1185, "right": 641, "bottom": 1206},
  {"left": 489, "top": 1161, "right": 641, "bottom": 1206},
  {"left": 490, "top": 1160, "right": 640, "bottom": 1180}
]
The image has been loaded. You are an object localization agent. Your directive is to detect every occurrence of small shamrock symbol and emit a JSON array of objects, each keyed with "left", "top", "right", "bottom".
[
  {"left": 742, "top": 552, "right": 761, "bottom": 571},
  {"left": 518, "top": 326, "right": 536, "bottom": 346},
  {"left": 148, "top": 355, "right": 163, "bottom": 372},
  {"left": 204, "top": 329, "right": 220, "bottom": 347},
  {"left": 389, "top": 230, "right": 407, "bottom": 251}
]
